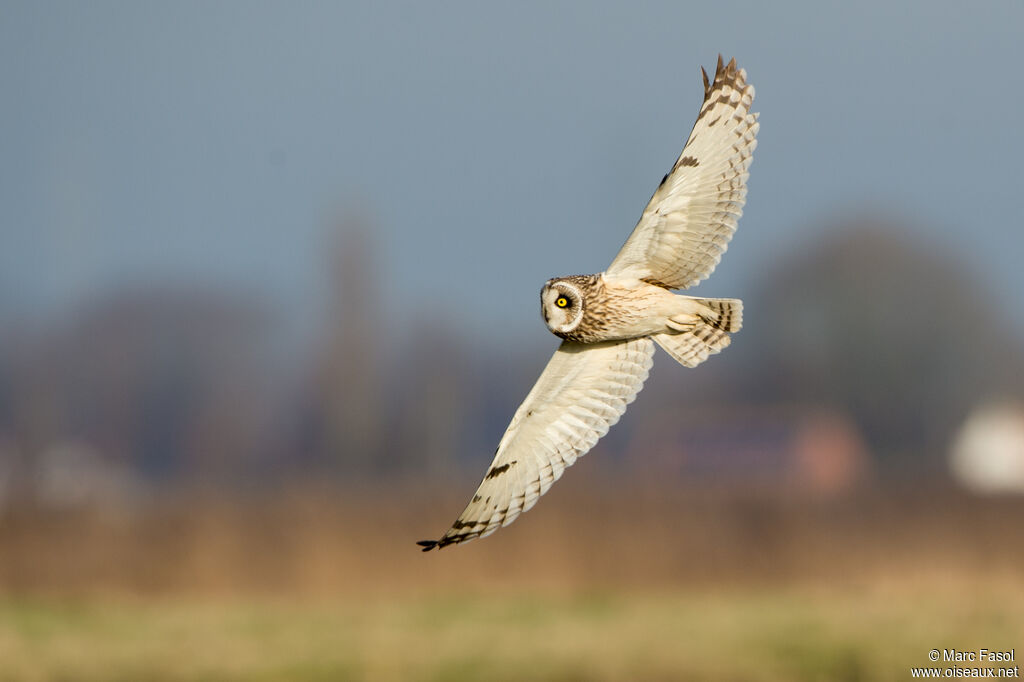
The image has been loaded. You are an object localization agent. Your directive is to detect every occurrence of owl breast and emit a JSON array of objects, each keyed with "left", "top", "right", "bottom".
[{"left": 552, "top": 275, "right": 672, "bottom": 343}]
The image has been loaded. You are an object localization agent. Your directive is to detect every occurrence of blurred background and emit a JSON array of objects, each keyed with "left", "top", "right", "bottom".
[{"left": 2, "top": 2, "right": 1023, "bottom": 681}]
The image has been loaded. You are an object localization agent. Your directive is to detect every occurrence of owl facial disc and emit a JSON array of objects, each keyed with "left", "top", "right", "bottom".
[{"left": 541, "top": 280, "right": 584, "bottom": 334}]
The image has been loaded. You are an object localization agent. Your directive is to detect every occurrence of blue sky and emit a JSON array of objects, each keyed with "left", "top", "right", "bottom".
[{"left": 2, "top": 1, "right": 1022, "bottom": 348}]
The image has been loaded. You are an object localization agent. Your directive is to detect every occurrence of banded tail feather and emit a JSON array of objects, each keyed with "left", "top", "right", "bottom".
[
  {"left": 697, "top": 297, "right": 742, "bottom": 332},
  {"left": 655, "top": 297, "right": 741, "bottom": 368}
]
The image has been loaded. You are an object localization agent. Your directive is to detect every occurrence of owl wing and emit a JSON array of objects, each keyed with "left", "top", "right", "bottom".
[
  {"left": 606, "top": 56, "right": 758, "bottom": 290},
  {"left": 418, "top": 337, "right": 654, "bottom": 550}
]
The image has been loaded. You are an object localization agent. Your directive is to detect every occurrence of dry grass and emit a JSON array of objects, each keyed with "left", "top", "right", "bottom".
[
  {"left": 0, "top": 582, "right": 1021, "bottom": 682},
  {"left": 0, "top": 482, "right": 1022, "bottom": 681},
  {"left": 2, "top": 480, "right": 1023, "bottom": 596}
]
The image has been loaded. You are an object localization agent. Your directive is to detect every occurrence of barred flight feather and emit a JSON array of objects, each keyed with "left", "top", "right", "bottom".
[
  {"left": 418, "top": 338, "right": 654, "bottom": 551},
  {"left": 607, "top": 55, "right": 758, "bottom": 291}
]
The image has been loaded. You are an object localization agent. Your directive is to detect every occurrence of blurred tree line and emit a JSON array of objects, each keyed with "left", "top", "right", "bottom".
[
  {"left": 0, "top": 212, "right": 1022, "bottom": 505},
  {"left": 737, "top": 216, "right": 1024, "bottom": 471}
]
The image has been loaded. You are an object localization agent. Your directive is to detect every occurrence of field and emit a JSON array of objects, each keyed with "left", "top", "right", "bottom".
[
  {"left": 1, "top": 483, "right": 1022, "bottom": 681},
  {"left": 2, "top": 584, "right": 1021, "bottom": 681}
]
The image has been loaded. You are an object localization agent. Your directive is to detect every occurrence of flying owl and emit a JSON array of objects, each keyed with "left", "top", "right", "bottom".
[{"left": 418, "top": 56, "right": 758, "bottom": 551}]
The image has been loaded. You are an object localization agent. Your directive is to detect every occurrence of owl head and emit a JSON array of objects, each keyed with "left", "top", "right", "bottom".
[{"left": 540, "top": 278, "right": 585, "bottom": 334}]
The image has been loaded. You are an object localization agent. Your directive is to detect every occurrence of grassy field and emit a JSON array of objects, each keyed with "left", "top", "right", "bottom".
[
  {"left": 1, "top": 582, "right": 1021, "bottom": 682},
  {"left": 1, "top": 485, "right": 1022, "bottom": 681}
]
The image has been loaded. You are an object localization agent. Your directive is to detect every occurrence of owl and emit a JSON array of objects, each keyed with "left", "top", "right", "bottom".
[{"left": 418, "top": 56, "right": 758, "bottom": 551}]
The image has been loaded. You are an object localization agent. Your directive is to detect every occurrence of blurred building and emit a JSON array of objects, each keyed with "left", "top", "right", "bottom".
[
  {"left": 31, "top": 440, "right": 144, "bottom": 509},
  {"left": 629, "top": 406, "right": 870, "bottom": 496},
  {"left": 950, "top": 401, "right": 1024, "bottom": 494}
]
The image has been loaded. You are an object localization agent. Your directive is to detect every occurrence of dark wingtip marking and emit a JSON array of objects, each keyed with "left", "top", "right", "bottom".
[
  {"left": 697, "top": 55, "right": 742, "bottom": 121},
  {"left": 419, "top": 533, "right": 464, "bottom": 551},
  {"left": 699, "top": 56, "right": 745, "bottom": 114},
  {"left": 678, "top": 156, "right": 699, "bottom": 167}
]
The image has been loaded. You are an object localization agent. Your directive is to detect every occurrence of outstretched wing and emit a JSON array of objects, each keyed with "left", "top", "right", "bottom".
[
  {"left": 606, "top": 56, "right": 758, "bottom": 290},
  {"left": 418, "top": 337, "right": 654, "bottom": 550}
]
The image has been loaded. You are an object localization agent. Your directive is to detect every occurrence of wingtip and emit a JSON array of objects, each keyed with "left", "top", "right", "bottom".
[
  {"left": 708, "top": 55, "right": 741, "bottom": 90},
  {"left": 705, "top": 55, "right": 748, "bottom": 94},
  {"left": 416, "top": 539, "right": 439, "bottom": 552}
]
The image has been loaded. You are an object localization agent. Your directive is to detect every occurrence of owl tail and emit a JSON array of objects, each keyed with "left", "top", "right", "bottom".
[{"left": 653, "top": 297, "right": 742, "bottom": 368}]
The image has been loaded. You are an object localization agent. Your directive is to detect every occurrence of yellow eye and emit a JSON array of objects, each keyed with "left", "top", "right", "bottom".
[{"left": 556, "top": 296, "right": 569, "bottom": 308}]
